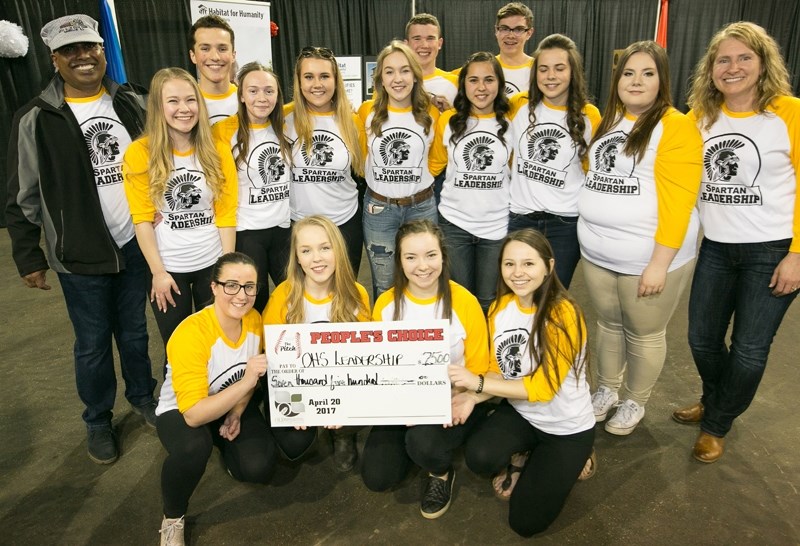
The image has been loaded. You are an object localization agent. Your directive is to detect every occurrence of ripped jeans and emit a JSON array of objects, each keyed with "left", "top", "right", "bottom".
[{"left": 362, "top": 191, "right": 438, "bottom": 299}]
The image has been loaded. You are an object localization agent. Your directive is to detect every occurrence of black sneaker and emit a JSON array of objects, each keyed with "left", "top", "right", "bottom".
[
  {"left": 420, "top": 468, "right": 455, "bottom": 519},
  {"left": 87, "top": 428, "right": 118, "bottom": 464},
  {"left": 133, "top": 400, "right": 158, "bottom": 429},
  {"left": 331, "top": 429, "right": 357, "bottom": 472}
]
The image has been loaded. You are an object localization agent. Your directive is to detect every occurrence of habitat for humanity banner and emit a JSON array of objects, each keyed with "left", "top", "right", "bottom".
[{"left": 190, "top": 0, "right": 272, "bottom": 71}]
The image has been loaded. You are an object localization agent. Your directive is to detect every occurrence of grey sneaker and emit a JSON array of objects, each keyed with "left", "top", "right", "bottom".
[
  {"left": 159, "top": 516, "right": 185, "bottom": 546},
  {"left": 605, "top": 399, "right": 645, "bottom": 435},
  {"left": 87, "top": 427, "right": 118, "bottom": 464},
  {"left": 591, "top": 386, "right": 619, "bottom": 422},
  {"left": 420, "top": 468, "right": 455, "bottom": 519}
]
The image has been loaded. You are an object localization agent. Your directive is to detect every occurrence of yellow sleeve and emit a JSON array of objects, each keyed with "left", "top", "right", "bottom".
[
  {"left": 166, "top": 311, "right": 213, "bottom": 413},
  {"left": 486, "top": 298, "right": 503, "bottom": 373},
  {"left": 243, "top": 308, "right": 265, "bottom": 353},
  {"left": 372, "top": 289, "right": 395, "bottom": 321},
  {"left": 522, "top": 300, "right": 586, "bottom": 402},
  {"left": 507, "top": 93, "right": 529, "bottom": 121},
  {"left": 428, "top": 110, "right": 453, "bottom": 176},
  {"left": 353, "top": 111, "right": 368, "bottom": 161},
  {"left": 451, "top": 66, "right": 462, "bottom": 76},
  {"left": 452, "top": 283, "right": 493, "bottom": 375},
  {"left": 213, "top": 140, "right": 239, "bottom": 228},
  {"left": 771, "top": 96, "right": 800, "bottom": 252},
  {"left": 283, "top": 102, "right": 295, "bottom": 117},
  {"left": 356, "top": 101, "right": 373, "bottom": 158},
  {"left": 263, "top": 281, "right": 291, "bottom": 325},
  {"left": 355, "top": 282, "right": 372, "bottom": 322},
  {"left": 211, "top": 115, "right": 239, "bottom": 144},
  {"left": 581, "top": 104, "right": 602, "bottom": 172},
  {"left": 122, "top": 138, "right": 157, "bottom": 224},
  {"left": 653, "top": 109, "right": 703, "bottom": 248}
]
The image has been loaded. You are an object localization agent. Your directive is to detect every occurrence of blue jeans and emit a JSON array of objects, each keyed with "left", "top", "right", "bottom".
[
  {"left": 362, "top": 192, "right": 437, "bottom": 299},
  {"left": 439, "top": 214, "right": 503, "bottom": 313},
  {"left": 688, "top": 238, "right": 797, "bottom": 437},
  {"left": 508, "top": 212, "right": 580, "bottom": 288},
  {"left": 58, "top": 238, "right": 156, "bottom": 429}
]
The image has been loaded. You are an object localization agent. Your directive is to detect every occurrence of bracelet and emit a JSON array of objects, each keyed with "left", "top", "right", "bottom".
[{"left": 476, "top": 374, "right": 485, "bottom": 394}]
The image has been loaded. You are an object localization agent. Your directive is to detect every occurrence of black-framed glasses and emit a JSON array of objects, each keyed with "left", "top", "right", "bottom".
[
  {"left": 495, "top": 25, "right": 530, "bottom": 36},
  {"left": 215, "top": 280, "right": 260, "bottom": 296},
  {"left": 57, "top": 42, "right": 103, "bottom": 56},
  {"left": 299, "top": 46, "right": 335, "bottom": 60}
]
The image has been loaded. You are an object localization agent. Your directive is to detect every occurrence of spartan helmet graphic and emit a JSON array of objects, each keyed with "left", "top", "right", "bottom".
[
  {"left": 93, "top": 132, "right": 120, "bottom": 164},
  {"left": 503, "top": 344, "right": 523, "bottom": 376},
  {"left": 600, "top": 143, "right": 619, "bottom": 172},
  {"left": 310, "top": 141, "right": 334, "bottom": 166},
  {"left": 387, "top": 139, "right": 410, "bottom": 166},
  {"left": 266, "top": 155, "right": 285, "bottom": 181},
  {"left": 711, "top": 149, "right": 740, "bottom": 182},
  {"left": 470, "top": 144, "right": 494, "bottom": 171},
  {"left": 175, "top": 183, "right": 201, "bottom": 209},
  {"left": 533, "top": 137, "right": 560, "bottom": 163}
]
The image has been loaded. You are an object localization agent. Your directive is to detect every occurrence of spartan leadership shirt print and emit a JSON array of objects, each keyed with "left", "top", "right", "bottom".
[{"left": 66, "top": 90, "right": 135, "bottom": 247}]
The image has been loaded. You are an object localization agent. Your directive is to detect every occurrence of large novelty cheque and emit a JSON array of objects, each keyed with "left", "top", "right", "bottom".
[{"left": 265, "top": 320, "right": 453, "bottom": 427}]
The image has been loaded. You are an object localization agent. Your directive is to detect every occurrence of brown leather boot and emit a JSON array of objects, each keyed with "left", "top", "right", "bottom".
[
  {"left": 693, "top": 431, "right": 725, "bottom": 463},
  {"left": 672, "top": 402, "right": 704, "bottom": 424}
]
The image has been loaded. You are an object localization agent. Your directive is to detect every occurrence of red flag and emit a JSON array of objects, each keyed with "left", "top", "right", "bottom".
[{"left": 656, "top": 0, "right": 669, "bottom": 49}]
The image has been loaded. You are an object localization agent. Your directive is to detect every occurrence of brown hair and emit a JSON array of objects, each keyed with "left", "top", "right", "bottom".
[
  {"left": 496, "top": 2, "right": 534, "bottom": 28},
  {"left": 188, "top": 14, "right": 235, "bottom": 51}
]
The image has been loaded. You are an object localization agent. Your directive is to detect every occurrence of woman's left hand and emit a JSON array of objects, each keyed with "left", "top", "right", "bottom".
[
  {"left": 448, "top": 364, "right": 478, "bottom": 391},
  {"left": 638, "top": 263, "right": 668, "bottom": 297},
  {"left": 446, "top": 391, "right": 476, "bottom": 428},
  {"left": 770, "top": 252, "right": 800, "bottom": 296},
  {"left": 219, "top": 411, "right": 241, "bottom": 440}
]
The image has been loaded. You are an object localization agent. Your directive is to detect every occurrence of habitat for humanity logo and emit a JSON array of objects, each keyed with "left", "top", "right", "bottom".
[{"left": 197, "top": 4, "right": 208, "bottom": 15}]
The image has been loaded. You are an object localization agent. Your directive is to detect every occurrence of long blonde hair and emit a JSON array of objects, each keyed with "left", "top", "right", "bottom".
[
  {"left": 142, "top": 67, "right": 224, "bottom": 206},
  {"left": 369, "top": 40, "right": 432, "bottom": 137},
  {"left": 291, "top": 47, "right": 364, "bottom": 176},
  {"left": 688, "top": 21, "right": 792, "bottom": 130},
  {"left": 285, "top": 215, "right": 367, "bottom": 324}
]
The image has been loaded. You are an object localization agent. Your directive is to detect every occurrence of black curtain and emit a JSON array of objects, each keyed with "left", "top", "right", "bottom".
[
  {"left": 269, "top": 0, "right": 411, "bottom": 101},
  {"left": 0, "top": 0, "right": 100, "bottom": 227}
]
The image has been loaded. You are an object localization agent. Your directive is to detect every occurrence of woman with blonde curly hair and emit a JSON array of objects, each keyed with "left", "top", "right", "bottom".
[
  {"left": 287, "top": 47, "right": 365, "bottom": 274},
  {"left": 673, "top": 22, "right": 800, "bottom": 464},
  {"left": 124, "top": 67, "right": 237, "bottom": 350}
]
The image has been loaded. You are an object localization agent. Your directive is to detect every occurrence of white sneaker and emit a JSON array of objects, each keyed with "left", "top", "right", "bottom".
[
  {"left": 605, "top": 399, "right": 645, "bottom": 435},
  {"left": 591, "top": 386, "right": 619, "bottom": 422},
  {"left": 160, "top": 515, "right": 185, "bottom": 546}
]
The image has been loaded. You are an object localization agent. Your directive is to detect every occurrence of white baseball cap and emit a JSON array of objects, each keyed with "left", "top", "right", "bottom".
[{"left": 41, "top": 14, "right": 104, "bottom": 52}]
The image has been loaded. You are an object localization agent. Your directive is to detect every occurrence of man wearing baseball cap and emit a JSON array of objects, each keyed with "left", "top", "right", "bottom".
[{"left": 6, "top": 14, "right": 157, "bottom": 464}]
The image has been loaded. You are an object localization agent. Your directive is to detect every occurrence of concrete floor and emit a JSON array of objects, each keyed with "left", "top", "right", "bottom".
[{"left": 1, "top": 229, "right": 799, "bottom": 545}]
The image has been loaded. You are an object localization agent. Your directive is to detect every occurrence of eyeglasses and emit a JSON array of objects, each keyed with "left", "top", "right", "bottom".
[
  {"left": 495, "top": 25, "right": 531, "bottom": 36},
  {"left": 299, "top": 46, "right": 335, "bottom": 60},
  {"left": 57, "top": 42, "right": 103, "bottom": 56},
  {"left": 215, "top": 280, "right": 260, "bottom": 296}
]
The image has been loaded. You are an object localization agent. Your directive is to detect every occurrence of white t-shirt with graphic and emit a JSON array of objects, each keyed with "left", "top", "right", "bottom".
[
  {"left": 285, "top": 108, "right": 360, "bottom": 225},
  {"left": 499, "top": 56, "right": 532, "bottom": 97},
  {"left": 423, "top": 69, "right": 458, "bottom": 106},
  {"left": 202, "top": 84, "right": 239, "bottom": 125},
  {"left": 66, "top": 89, "right": 135, "bottom": 247},
  {"left": 690, "top": 97, "right": 800, "bottom": 251},
  {"left": 508, "top": 96, "right": 601, "bottom": 216},
  {"left": 358, "top": 101, "right": 437, "bottom": 198},
  {"left": 214, "top": 116, "right": 291, "bottom": 231},
  {"left": 429, "top": 110, "right": 511, "bottom": 240}
]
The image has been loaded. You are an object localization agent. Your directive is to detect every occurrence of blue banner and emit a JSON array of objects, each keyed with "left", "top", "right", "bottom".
[{"left": 98, "top": 0, "right": 128, "bottom": 84}]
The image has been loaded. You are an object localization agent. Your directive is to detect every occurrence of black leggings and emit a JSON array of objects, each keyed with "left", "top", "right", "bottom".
[
  {"left": 336, "top": 210, "right": 363, "bottom": 277},
  {"left": 147, "top": 265, "right": 213, "bottom": 348},
  {"left": 236, "top": 226, "right": 290, "bottom": 313},
  {"left": 263, "top": 387, "right": 318, "bottom": 460},
  {"left": 156, "top": 398, "right": 276, "bottom": 518},
  {"left": 360, "top": 425, "right": 412, "bottom": 492},
  {"left": 464, "top": 401, "right": 595, "bottom": 537}
]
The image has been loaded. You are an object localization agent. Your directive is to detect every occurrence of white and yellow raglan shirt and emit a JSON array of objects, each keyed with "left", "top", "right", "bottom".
[
  {"left": 577, "top": 108, "right": 703, "bottom": 275},
  {"left": 285, "top": 104, "right": 364, "bottom": 225},
  {"left": 372, "top": 281, "right": 496, "bottom": 375},
  {"left": 202, "top": 84, "right": 239, "bottom": 125},
  {"left": 689, "top": 96, "right": 800, "bottom": 252},
  {"left": 156, "top": 305, "right": 263, "bottom": 416},
  {"left": 507, "top": 95, "right": 601, "bottom": 217},
  {"left": 66, "top": 88, "right": 136, "bottom": 248},
  {"left": 214, "top": 115, "right": 291, "bottom": 231},
  {"left": 123, "top": 138, "right": 238, "bottom": 273},
  {"left": 429, "top": 109, "right": 511, "bottom": 240},
  {"left": 423, "top": 68, "right": 458, "bottom": 106},
  {"left": 263, "top": 280, "right": 372, "bottom": 325},
  {"left": 489, "top": 293, "right": 594, "bottom": 435},
  {"left": 357, "top": 100, "right": 438, "bottom": 198}
]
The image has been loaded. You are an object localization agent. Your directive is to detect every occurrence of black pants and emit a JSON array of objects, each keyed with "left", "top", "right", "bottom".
[
  {"left": 156, "top": 398, "right": 276, "bottom": 518},
  {"left": 360, "top": 425, "right": 412, "bottom": 492},
  {"left": 236, "top": 226, "right": 290, "bottom": 313},
  {"left": 337, "top": 210, "right": 363, "bottom": 277},
  {"left": 263, "top": 387, "right": 318, "bottom": 460},
  {"left": 465, "top": 401, "right": 594, "bottom": 537},
  {"left": 147, "top": 265, "right": 214, "bottom": 349}
]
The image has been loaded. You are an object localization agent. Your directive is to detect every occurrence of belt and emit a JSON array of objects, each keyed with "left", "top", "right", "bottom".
[
  {"left": 520, "top": 211, "right": 561, "bottom": 220},
  {"left": 368, "top": 185, "right": 433, "bottom": 207}
]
